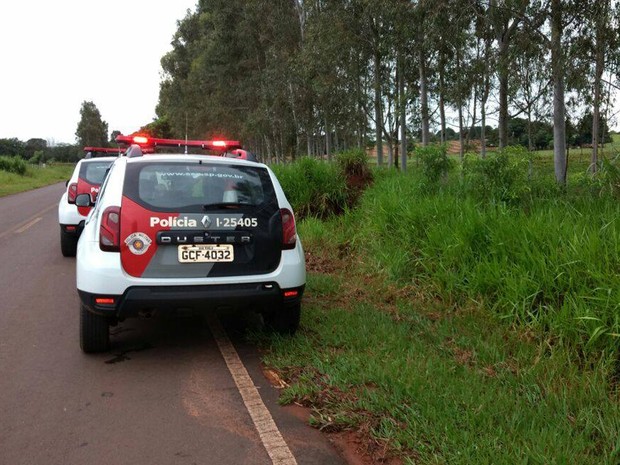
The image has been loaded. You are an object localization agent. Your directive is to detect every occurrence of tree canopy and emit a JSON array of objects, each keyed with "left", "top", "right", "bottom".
[
  {"left": 151, "top": 1, "right": 619, "bottom": 179},
  {"left": 75, "top": 101, "right": 109, "bottom": 148}
]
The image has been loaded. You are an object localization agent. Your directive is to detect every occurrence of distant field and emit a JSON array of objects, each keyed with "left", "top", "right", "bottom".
[{"left": 0, "top": 163, "right": 74, "bottom": 197}]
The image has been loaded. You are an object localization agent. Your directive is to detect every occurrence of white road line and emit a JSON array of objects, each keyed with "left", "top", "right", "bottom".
[
  {"left": 15, "top": 217, "right": 41, "bottom": 233},
  {"left": 0, "top": 203, "right": 57, "bottom": 239},
  {"left": 207, "top": 315, "right": 298, "bottom": 465}
]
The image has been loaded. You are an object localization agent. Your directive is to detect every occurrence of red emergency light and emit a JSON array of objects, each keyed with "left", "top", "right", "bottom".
[{"left": 132, "top": 136, "right": 149, "bottom": 145}]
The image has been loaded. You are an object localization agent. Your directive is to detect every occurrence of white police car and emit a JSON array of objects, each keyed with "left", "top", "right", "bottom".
[
  {"left": 75, "top": 136, "right": 305, "bottom": 352},
  {"left": 58, "top": 147, "right": 118, "bottom": 256}
]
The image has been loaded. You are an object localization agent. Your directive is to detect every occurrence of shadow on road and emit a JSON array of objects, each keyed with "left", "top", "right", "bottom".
[{"left": 102, "top": 309, "right": 263, "bottom": 362}]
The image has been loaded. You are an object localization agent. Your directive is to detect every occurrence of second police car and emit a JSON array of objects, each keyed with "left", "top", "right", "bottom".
[
  {"left": 58, "top": 147, "right": 119, "bottom": 256},
  {"left": 75, "top": 136, "right": 306, "bottom": 352}
]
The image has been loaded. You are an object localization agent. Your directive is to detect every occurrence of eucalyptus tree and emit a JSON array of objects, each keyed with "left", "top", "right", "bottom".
[
  {"left": 485, "top": 0, "right": 530, "bottom": 149},
  {"left": 429, "top": 1, "right": 457, "bottom": 145},
  {"left": 300, "top": 0, "right": 371, "bottom": 160},
  {"left": 510, "top": 22, "right": 550, "bottom": 152},
  {"left": 544, "top": 0, "right": 592, "bottom": 184},
  {"left": 319, "top": 0, "right": 404, "bottom": 166},
  {"left": 440, "top": 1, "right": 477, "bottom": 160},
  {"left": 414, "top": 0, "right": 432, "bottom": 146},
  {"left": 468, "top": 0, "right": 495, "bottom": 158},
  {"left": 355, "top": 0, "right": 401, "bottom": 166},
  {"left": 582, "top": 0, "right": 619, "bottom": 173},
  {"left": 158, "top": 0, "right": 303, "bottom": 160}
]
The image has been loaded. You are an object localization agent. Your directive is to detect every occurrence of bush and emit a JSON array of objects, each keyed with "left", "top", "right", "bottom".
[
  {"left": 30, "top": 150, "right": 46, "bottom": 165},
  {"left": 335, "top": 149, "right": 372, "bottom": 179},
  {"left": 0, "top": 156, "right": 28, "bottom": 175},
  {"left": 462, "top": 146, "right": 530, "bottom": 204},
  {"left": 414, "top": 145, "right": 454, "bottom": 186},
  {"left": 271, "top": 157, "right": 348, "bottom": 219}
]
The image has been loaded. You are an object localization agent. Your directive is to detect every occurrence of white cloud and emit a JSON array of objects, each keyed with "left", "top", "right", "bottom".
[{"left": 0, "top": 0, "right": 196, "bottom": 143}]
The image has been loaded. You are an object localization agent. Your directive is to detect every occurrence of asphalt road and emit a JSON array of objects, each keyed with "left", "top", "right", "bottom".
[{"left": 0, "top": 183, "right": 345, "bottom": 465}]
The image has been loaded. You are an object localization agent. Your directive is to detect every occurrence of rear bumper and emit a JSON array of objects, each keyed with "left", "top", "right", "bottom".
[
  {"left": 60, "top": 222, "right": 85, "bottom": 237},
  {"left": 78, "top": 283, "right": 305, "bottom": 319}
]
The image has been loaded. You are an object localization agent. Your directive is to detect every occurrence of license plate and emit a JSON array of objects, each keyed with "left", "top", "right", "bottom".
[{"left": 178, "top": 244, "right": 234, "bottom": 263}]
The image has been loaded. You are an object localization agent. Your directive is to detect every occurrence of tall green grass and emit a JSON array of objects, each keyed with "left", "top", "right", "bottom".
[
  {"left": 351, "top": 169, "right": 620, "bottom": 356},
  {"left": 271, "top": 151, "right": 373, "bottom": 219},
  {"left": 271, "top": 157, "right": 347, "bottom": 219},
  {"left": 272, "top": 150, "right": 620, "bottom": 355}
]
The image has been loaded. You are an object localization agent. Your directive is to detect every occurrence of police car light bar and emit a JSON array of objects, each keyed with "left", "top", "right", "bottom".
[
  {"left": 83, "top": 147, "right": 123, "bottom": 153},
  {"left": 115, "top": 135, "right": 242, "bottom": 151},
  {"left": 83, "top": 147, "right": 123, "bottom": 158}
]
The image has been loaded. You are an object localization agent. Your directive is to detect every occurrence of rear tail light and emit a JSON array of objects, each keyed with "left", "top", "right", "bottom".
[
  {"left": 67, "top": 182, "right": 78, "bottom": 204},
  {"left": 280, "top": 208, "right": 297, "bottom": 250},
  {"left": 100, "top": 206, "right": 121, "bottom": 252}
]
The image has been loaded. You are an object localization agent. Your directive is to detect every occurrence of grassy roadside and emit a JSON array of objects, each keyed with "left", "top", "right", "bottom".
[
  {"left": 255, "top": 166, "right": 620, "bottom": 464},
  {"left": 257, "top": 219, "right": 620, "bottom": 464},
  {"left": 0, "top": 163, "right": 74, "bottom": 197}
]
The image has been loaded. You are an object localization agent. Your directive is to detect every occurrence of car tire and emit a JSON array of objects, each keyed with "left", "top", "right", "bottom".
[
  {"left": 264, "top": 302, "right": 301, "bottom": 335},
  {"left": 60, "top": 227, "right": 78, "bottom": 257},
  {"left": 80, "top": 304, "right": 110, "bottom": 353}
]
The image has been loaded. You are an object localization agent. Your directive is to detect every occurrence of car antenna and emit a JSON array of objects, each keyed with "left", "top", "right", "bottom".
[{"left": 184, "top": 112, "right": 188, "bottom": 155}]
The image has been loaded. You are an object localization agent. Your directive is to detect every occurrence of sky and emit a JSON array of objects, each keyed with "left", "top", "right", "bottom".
[{"left": 0, "top": 0, "right": 198, "bottom": 145}]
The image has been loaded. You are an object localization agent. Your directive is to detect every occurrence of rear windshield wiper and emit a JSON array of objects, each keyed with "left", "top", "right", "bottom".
[{"left": 202, "top": 202, "right": 244, "bottom": 210}]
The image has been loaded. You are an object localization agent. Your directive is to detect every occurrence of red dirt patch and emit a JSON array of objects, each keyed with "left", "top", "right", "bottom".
[
  {"left": 263, "top": 366, "right": 404, "bottom": 465},
  {"left": 329, "top": 430, "right": 404, "bottom": 465}
]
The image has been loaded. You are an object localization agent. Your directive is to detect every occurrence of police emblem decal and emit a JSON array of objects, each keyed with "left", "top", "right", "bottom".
[{"left": 125, "top": 232, "right": 152, "bottom": 255}]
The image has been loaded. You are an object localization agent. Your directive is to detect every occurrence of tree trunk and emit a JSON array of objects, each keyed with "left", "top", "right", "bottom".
[
  {"left": 551, "top": 0, "right": 567, "bottom": 185},
  {"left": 481, "top": 38, "right": 491, "bottom": 159},
  {"left": 468, "top": 85, "right": 477, "bottom": 147},
  {"left": 386, "top": 140, "right": 393, "bottom": 166},
  {"left": 527, "top": 108, "right": 533, "bottom": 152},
  {"left": 399, "top": 52, "right": 407, "bottom": 172},
  {"left": 481, "top": 102, "right": 487, "bottom": 159},
  {"left": 419, "top": 37, "right": 430, "bottom": 146},
  {"left": 592, "top": 0, "right": 608, "bottom": 175},
  {"left": 387, "top": 88, "right": 394, "bottom": 168},
  {"left": 325, "top": 117, "right": 332, "bottom": 162},
  {"left": 294, "top": 0, "right": 305, "bottom": 43},
  {"left": 374, "top": 49, "right": 384, "bottom": 166},
  {"left": 458, "top": 105, "right": 464, "bottom": 162},
  {"left": 498, "top": 51, "right": 509, "bottom": 149},
  {"left": 439, "top": 65, "right": 446, "bottom": 144}
]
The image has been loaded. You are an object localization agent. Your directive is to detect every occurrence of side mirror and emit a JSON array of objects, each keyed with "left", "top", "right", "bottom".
[
  {"left": 65, "top": 180, "right": 69, "bottom": 187},
  {"left": 75, "top": 193, "right": 94, "bottom": 207}
]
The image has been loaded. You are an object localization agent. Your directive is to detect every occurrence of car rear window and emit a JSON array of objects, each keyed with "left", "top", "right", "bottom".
[
  {"left": 123, "top": 161, "right": 276, "bottom": 212},
  {"left": 79, "top": 161, "right": 112, "bottom": 185}
]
